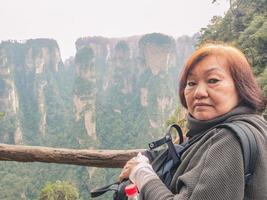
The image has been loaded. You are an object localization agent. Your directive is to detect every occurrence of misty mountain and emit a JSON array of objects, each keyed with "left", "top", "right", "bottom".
[{"left": 0, "top": 33, "right": 197, "bottom": 199}]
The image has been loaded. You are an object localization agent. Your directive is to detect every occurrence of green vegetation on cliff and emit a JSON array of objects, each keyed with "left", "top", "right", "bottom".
[{"left": 139, "top": 33, "right": 176, "bottom": 48}]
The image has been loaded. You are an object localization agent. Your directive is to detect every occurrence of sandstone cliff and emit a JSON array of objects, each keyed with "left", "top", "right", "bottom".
[{"left": 0, "top": 34, "right": 197, "bottom": 199}]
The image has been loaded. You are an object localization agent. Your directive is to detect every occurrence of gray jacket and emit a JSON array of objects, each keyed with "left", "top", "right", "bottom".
[{"left": 140, "top": 107, "right": 267, "bottom": 200}]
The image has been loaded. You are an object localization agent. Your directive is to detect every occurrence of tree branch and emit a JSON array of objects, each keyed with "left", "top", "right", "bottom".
[{"left": 0, "top": 143, "right": 145, "bottom": 168}]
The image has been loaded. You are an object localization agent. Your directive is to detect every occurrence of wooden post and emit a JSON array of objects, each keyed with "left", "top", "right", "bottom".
[{"left": 0, "top": 143, "right": 145, "bottom": 168}]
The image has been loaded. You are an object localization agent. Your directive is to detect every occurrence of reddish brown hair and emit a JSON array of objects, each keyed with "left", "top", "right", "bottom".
[{"left": 179, "top": 43, "right": 267, "bottom": 113}]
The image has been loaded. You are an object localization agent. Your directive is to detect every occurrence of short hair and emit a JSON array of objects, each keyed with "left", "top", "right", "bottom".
[{"left": 178, "top": 43, "right": 267, "bottom": 113}]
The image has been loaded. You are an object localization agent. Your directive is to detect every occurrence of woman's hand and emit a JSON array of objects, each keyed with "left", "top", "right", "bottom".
[
  {"left": 119, "top": 153, "right": 157, "bottom": 190},
  {"left": 119, "top": 157, "right": 139, "bottom": 182}
]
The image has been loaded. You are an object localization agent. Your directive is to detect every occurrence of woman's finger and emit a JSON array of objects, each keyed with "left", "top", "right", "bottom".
[
  {"left": 119, "top": 159, "right": 139, "bottom": 182},
  {"left": 119, "top": 168, "right": 130, "bottom": 182}
]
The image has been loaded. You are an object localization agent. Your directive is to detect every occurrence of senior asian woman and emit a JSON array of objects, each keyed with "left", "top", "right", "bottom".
[{"left": 119, "top": 43, "right": 267, "bottom": 200}]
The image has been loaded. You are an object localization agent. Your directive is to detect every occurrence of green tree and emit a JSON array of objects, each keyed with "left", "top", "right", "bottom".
[{"left": 39, "top": 181, "right": 80, "bottom": 200}]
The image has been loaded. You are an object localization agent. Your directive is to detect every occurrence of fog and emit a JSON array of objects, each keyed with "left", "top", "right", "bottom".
[{"left": 0, "top": 0, "right": 229, "bottom": 60}]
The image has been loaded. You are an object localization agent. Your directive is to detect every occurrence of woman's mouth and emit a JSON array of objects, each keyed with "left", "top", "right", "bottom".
[{"left": 193, "top": 103, "right": 211, "bottom": 109}]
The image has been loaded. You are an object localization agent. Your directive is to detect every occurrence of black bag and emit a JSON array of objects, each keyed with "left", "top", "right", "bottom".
[
  {"left": 90, "top": 124, "right": 184, "bottom": 200},
  {"left": 90, "top": 121, "right": 257, "bottom": 199}
]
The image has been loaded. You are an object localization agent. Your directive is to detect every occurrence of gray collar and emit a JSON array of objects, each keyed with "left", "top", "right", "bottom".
[{"left": 186, "top": 106, "right": 255, "bottom": 138}]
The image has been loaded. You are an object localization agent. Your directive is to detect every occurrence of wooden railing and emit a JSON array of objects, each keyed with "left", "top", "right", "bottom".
[{"left": 0, "top": 143, "right": 145, "bottom": 168}]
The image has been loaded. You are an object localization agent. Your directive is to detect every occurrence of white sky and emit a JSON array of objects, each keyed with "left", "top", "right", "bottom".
[{"left": 0, "top": 0, "right": 229, "bottom": 60}]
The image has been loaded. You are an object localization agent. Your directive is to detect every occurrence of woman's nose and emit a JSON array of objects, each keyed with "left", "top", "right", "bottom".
[{"left": 194, "top": 83, "right": 208, "bottom": 99}]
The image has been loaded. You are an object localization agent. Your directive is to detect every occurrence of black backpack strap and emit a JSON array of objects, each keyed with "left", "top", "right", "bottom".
[
  {"left": 216, "top": 121, "right": 258, "bottom": 184},
  {"left": 91, "top": 180, "right": 130, "bottom": 199},
  {"left": 148, "top": 124, "right": 184, "bottom": 150},
  {"left": 168, "top": 124, "right": 184, "bottom": 144},
  {"left": 90, "top": 182, "right": 119, "bottom": 198}
]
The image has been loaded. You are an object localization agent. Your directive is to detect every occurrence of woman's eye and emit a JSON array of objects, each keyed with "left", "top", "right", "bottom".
[
  {"left": 208, "top": 78, "right": 220, "bottom": 84},
  {"left": 187, "top": 81, "right": 196, "bottom": 86}
]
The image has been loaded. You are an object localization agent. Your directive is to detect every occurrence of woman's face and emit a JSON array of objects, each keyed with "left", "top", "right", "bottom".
[{"left": 184, "top": 55, "right": 240, "bottom": 121}]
